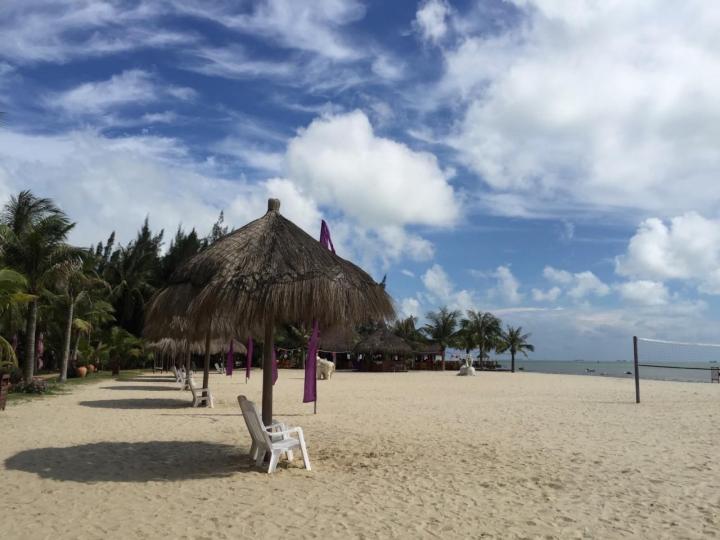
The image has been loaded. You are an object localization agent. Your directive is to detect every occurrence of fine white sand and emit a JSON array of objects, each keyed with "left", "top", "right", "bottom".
[{"left": 2, "top": 370, "right": 720, "bottom": 539}]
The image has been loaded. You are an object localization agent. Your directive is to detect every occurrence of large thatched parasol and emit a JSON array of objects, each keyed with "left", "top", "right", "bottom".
[
  {"left": 145, "top": 199, "right": 394, "bottom": 422},
  {"left": 354, "top": 327, "right": 413, "bottom": 355}
]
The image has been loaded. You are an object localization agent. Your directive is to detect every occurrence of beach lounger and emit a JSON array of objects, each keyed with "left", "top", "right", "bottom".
[
  {"left": 237, "top": 395, "right": 311, "bottom": 473},
  {"left": 188, "top": 378, "right": 214, "bottom": 408},
  {"left": 712, "top": 367, "right": 719, "bottom": 383},
  {"left": 214, "top": 362, "right": 225, "bottom": 374},
  {"left": 171, "top": 366, "right": 184, "bottom": 386}
]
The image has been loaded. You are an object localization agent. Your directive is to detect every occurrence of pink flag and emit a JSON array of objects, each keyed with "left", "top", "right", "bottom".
[
  {"left": 303, "top": 321, "right": 319, "bottom": 403},
  {"left": 245, "top": 338, "right": 253, "bottom": 380},
  {"left": 272, "top": 348, "right": 278, "bottom": 385},
  {"left": 226, "top": 340, "right": 234, "bottom": 376}
]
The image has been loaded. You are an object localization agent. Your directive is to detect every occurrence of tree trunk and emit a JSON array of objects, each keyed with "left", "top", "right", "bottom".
[
  {"left": 441, "top": 347, "right": 445, "bottom": 371},
  {"left": 202, "top": 326, "right": 211, "bottom": 405},
  {"left": 262, "top": 321, "right": 274, "bottom": 426},
  {"left": 511, "top": 351, "right": 515, "bottom": 373},
  {"left": 59, "top": 299, "right": 74, "bottom": 382},
  {"left": 111, "top": 356, "right": 120, "bottom": 375},
  {"left": 23, "top": 300, "right": 38, "bottom": 382}
]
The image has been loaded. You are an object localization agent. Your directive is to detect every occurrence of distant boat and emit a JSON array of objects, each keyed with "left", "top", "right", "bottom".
[
  {"left": 585, "top": 368, "right": 595, "bottom": 373},
  {"left": 625, "top": 371, "right": 632, "bottom": 375}
]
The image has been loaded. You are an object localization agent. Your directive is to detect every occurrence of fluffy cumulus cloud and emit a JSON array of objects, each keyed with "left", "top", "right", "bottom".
[
  {"left": 443, "top": 0, "right": 720, "bottom": 218},
  {"left": 420, "top": 264, "right": 475, "bottom": 313},
  {"left": 616, "top": 280, "right": 670, "bottom": 306},
  {"left": 414, "top": 0, "right": 451, "bottom": 44},
  {"left": 616, "top": 212, "right": 720, "bottom": 295},
  {"left": 286, "top": 110, "right": 460, "bottom": 228},
  {"left": 541, "top": 266, "right": 609, "bottom": 301},
  {"left": 491, "top": 265, "right": 522, "bottom": 304},
  {"left": 400, "top": 297, "right": 421, "bottom": 318}
]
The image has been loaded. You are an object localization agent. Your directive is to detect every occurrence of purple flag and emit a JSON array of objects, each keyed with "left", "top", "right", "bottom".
[
  {"left": 320, "top": 220, "right": 336, "bottom": 253},
  {"left": 245, "top": 338, "right": 253, "bottom": 380},
  {"left": 303, "top": 321, "right": 319, "bottom": 403},
  {"left": 36, "top": 332, "right": 44, "bottom": 371},
  {"left": 226, "top": 340, "right": 234, "bottom": 376}
]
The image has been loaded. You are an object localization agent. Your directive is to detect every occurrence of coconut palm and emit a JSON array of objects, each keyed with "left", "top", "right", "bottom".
[
  {"left": 421, "top": 306, "right": 461, "bottom": 370},
  {"left": 497, "top": 326, "right": 534, "bottom": 373},
  {"left": 0, "top": 268, "right": 31, "bottom": 369},
  {"left": 106, "top": 326, "right": 144, "bottom": 375},
  {"left": 392, "top": 316, "right": 424, "bottom": 342},
  {"left": 1, "top": 191, "right": 81, "bottom": 381},
  {"left": 55, "top": 256, "right": 110, "bottom": 381},
  {"left": 462, "top": 311, "right": 503, "bottom": 364}
]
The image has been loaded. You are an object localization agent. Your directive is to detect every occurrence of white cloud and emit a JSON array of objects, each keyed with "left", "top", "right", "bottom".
[
  {"left": 414, "top": 0, "right": 451, "bottom": 44},
  {"left": 186, "top": 46, "right": 296, "bottom": 79},
  {"left": 616, "top": 280, "right": 670, "bottom": 306},
  {"left": 141, "top": 111, "right": 178, "bottom": 124},
  {"left": 568, "top": 271, "right": 610, "bottom": 300},
  {"left": 401, "top": 269, "right": 415, "bottom": 278},
  {"left": 421, "top": 264, "right": 475, "bottom": 313},
  {"left": 491, "top": 265, "right": 523, "bottom": 304},
  {"left": 543, "top": 266, "right": 573, "bottom": 284},
  {"left": 442, "top": 0, "right": 720, "bottom": 218},
  {"left": 400, "top": 297, "right": 421, "bottom": 318},
  {"left": 181, "top": 0, "right": 366, "bottom": 61},
  {"left": 0, "top": 1, "right": 191, "bottom": 64},
  {"left": 371, "top": 55, "right": 405, "bottom": 81},
  {"left": 286, "top": 110, "right": 461, "bottom": 228},
  {"left": 616, "top": 212, "right": 720, "bottom": 295},
  {"left": 541, "top": 266, "right": 609, "bottom": 300},
  {"left": 51, "top": 70, "right": 195, "bottom": 115},
  {"left": 532, "top": 286, "right": 561, "bottom": 302}
]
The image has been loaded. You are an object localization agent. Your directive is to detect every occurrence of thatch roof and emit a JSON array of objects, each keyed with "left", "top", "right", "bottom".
[
  {"left": 409, "top": 341, "right": 443, "bottom": 354},
  {"left": 319, "top": 325, "right": 359, "bottom": 352},
  {"left": 147, "top": 337, "right": 247, "bottom": 356},
  {"left": 144, "top": 199, "right": 394, "bottom": 341},
  {"left": 354, "top": 327, "right": 413, "bottom": 355}
]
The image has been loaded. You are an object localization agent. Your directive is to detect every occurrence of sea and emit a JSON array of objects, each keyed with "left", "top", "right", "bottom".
[{"left": 494, "top": 359, "right": 719, "bottom": 383}]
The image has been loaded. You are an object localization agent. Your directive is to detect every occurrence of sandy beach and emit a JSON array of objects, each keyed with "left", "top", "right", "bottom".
[{"left": 2, "top": 370, "right": 719, "bottom": 539}]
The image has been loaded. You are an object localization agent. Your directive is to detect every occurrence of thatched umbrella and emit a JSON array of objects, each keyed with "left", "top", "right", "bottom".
[
  {"left": 354, "top": 327, "right": 414, "bottom": 355},
  {"left": 145, "top": 199, "right": 394, "bottom": 423}
]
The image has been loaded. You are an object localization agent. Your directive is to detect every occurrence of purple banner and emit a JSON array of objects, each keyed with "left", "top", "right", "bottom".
[
  {"left": 303, "top": 321, "right": 319, "bottom": 403},
  {"left": 226, "top": 340, "right": 234, "bottom": 376},
  {"left": 320, "top": 220, "right": 336, "bottom": 254},
  {"left": 246, "top": 337, "right": 253, "bottom": 380}
]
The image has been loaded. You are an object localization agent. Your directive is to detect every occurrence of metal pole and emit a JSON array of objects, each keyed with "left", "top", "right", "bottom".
[
  {"left": 633, "top": 336, "right": 640, "bottom": 404},
  {"left": 202, "top": 324, "right": 212, "bottom": 404}
]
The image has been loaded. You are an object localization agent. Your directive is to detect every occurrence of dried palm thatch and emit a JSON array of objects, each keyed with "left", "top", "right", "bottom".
[
  {"left": 145, "top": 199, "right": 394, "bottom": 340},
  {"left": 148, "top": 337, "right": 247, "bottom": 357},
  {"left": 319, "top": 325, "right": 359, "bottom": 352},
  {"left": 354, "top": 327, "right": 413, "bottom": 355}
]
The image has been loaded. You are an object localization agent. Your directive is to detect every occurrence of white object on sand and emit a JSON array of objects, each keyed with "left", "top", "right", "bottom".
[
  {"left": 188, "top": 377, "right": 214, "bottom": 408},
  {"left": 317, "top": 356, "right": 335, "bottom": 380},
  {"left": 458, "top": 365, "right": 476, "bottom": 376},
  {"left": 238, "top": 395, "right": 311, "bottom": 473}
]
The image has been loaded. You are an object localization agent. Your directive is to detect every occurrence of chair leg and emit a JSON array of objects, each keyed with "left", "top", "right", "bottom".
[
  {"left": 249, "top": 442, "right": 258, "bottom": 460},
  {"left": 255, "top": 450, "right": 266, "bottom": 469},
  {"left": 286, "top": 449, "right": 294, "bottom": 462},
  {"left": 298, "top": 434, "right": 311, "bottom": 471},
  {"left": 268, "top": 450, "right": 281, "bottom": 473}
]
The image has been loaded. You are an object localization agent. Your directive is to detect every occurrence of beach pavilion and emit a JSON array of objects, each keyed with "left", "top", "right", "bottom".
[
  {"left": 144, "top": 198, "right": 394, "bottom": 423},
  {"left": 354, "top": 326, "right": 414, "bottom": 372}
]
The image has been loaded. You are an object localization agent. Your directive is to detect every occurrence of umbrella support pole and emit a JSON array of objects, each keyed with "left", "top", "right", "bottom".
[{"left": 262, "top": 320, "right": 274, "bottom": 426}]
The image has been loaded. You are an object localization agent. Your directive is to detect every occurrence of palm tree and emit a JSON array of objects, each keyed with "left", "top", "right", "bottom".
[
  {"left": 421, "top": 306, "right": 460, "bottom": 370},
  {"left": 106, "top": 326, "right": 143, "bottom": 375},
  {"left": 1, "top": 191, "right": 80, "bottom": 381},
  {"left": 0, "top": 268, "right": 32, "bottom": 369},
  {"left": 463, "top": 310, "right": 503, "bottom": 364},
  {"left": 497, "top": 326, "right": 534, "bottom": 373},
  {"left": 392, "top": 316, "right": 423, "bottom": 342},
  {"left": 54, "top": 256, "right": 110, "bottom": 382}
]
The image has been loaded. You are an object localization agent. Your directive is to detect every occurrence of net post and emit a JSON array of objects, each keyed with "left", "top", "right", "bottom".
[{"left": 633, "top": 336, "right": 640, "bottom": 404}]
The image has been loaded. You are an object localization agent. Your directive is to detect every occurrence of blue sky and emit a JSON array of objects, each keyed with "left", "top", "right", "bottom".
[{"left": 2, "top": 0, "right": 720, "bottom": 360}]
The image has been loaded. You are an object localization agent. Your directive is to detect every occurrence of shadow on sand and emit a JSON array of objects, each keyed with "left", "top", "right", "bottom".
[
  {"left": 99, "top": 385, "right": 179, "bottom": 392},
  {"left": 119, "top": 377, "right": 175, "bottom": 383},
  {"left": 5, "top": 441, "right": 249, "bottom": 482},
  {"left": 79, "top": 398, "right": 189, "bottom": 409}
]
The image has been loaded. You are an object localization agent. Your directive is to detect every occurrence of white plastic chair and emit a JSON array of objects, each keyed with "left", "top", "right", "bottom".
[
  {"left": 188, "top": 378, "right": 214, "bottom": 408},
  {"left": 214, "top": 362, "right": 225, "bottom": 374},
  {"left": 237, "top": 395, "right": 311, "bottom": 473}
]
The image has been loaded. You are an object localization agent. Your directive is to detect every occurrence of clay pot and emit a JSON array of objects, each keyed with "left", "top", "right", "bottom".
[
  {"left": 76, "top": 366, "right": 88, "bottom": 378},
  {"left": 87, "top": 364, "right": 95, "bottom": 373}
]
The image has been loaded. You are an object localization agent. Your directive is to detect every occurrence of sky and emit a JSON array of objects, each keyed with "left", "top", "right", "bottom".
[{"left": 1, "top": 0, "right": 720, "bottom": 361}]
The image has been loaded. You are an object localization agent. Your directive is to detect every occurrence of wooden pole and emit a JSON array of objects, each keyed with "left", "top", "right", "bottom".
[
  {"left": 633, "top": 336, "right": 640, "bottom": 404},
  {"left": 184, "top": 344, "right": 191, "bottom": 390},
  {"left": 262, "top": 321, "right": 274, "bottom": 426},
  {"left": 202, "top": 324, "right": 212, "bottom": 404}
]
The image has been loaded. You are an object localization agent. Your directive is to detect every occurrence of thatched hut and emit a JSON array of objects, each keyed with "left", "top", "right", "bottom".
[
  {"left": 354, "top": 327, "right": 413, "bottom": 372},
  {"left": 145, "top": 199, "right": 394, "bottom": 422}
]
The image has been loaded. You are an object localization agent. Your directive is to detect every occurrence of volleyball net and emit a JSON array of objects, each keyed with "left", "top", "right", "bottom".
[{"left": 633, "top": 336, "right": 720, "bottom": 403}]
